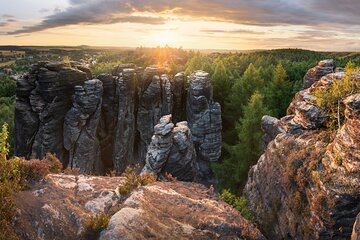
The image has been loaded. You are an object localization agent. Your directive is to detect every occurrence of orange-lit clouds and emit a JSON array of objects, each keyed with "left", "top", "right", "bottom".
[{"left": 0, "top": 0, "right": 359, "bottom": 51}]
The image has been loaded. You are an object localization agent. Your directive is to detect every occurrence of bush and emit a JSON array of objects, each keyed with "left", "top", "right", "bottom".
[
  {"left": 83, "top": 212, "right": 110, "bottom": 240},
  {"left": 220, "top": 189, "right": 255, "bottom": 223},
  {"left": 313, "top": 62, "right": 360, "bottom": 129},
  {"left": 0, "top": 123, "right": 63, "bottom": 239},
  {"left": 118, "top": 166, "right": 156, "bottom": 196}
]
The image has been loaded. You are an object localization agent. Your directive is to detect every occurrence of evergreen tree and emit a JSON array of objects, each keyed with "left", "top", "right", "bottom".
[
  {"left": 226, "top": 63, "right": 264, "bottom": 123},
  {"left": 213, "top": 91, "right": 270, "bottom": 192},
  {"left": 212, "top": 59, "right": 231, "bottom": 108},
  {"left": 265, "top": 63, "right": 292, "bottom": 118}
]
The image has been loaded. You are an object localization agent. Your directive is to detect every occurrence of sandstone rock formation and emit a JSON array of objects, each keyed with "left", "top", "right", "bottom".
[
  {"left": 64, "top": 79, "right": 103, "bottom": 174},
  {"left": 100, "top": 181, "right": 265, "bottom": 240},
  {"left": 14, "top": 62, "right": 90, "bottom": 164},
  {"left": 244, "top": 61, "right": 360, "bottom": 239},
  {"left": 13, "top": 174, "right": 264, "bottom": 240},
  {"left": 13, "top": 174, "right": 122, "bottom": 240},
  {"left": 302, "top": 59, "right": 335, "bottom": 89},
  {"left": 186, "top": 71, "right": 222, "bottom": 181},
  {"left": 142, "top": 115, "right": 196, "bottom": 181},
  {"left": 15, "top": 62, "right": 222, "bottom": 180}
]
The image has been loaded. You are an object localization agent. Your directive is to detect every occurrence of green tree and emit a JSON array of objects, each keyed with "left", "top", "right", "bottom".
[
  {"left": 213, "top": 91, "right": 270, "bottom": 192},
  {"left": 313, "top": 61, "right": 359, "bottom": 129},
  {"left": 265, "top": 63, "right": 292, "bottom": 118},
  {"left": 227, "top": 63, "right": 264, "bottom": 123},
  {"left": 184, "top": 53, "right": 203, "bottom": 76},
  {"left": 212, "top": 59, "right": 231, "bottom": 107}
]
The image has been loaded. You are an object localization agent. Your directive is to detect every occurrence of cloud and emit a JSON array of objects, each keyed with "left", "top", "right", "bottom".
[
  {"left": 201, "top": 29, "right": 264, "bottom": 35},
  {"left": 7, "top": 0, "right": 360, "bottom": 35}
]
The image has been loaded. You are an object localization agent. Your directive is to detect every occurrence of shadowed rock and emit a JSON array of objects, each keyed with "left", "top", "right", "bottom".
[
  {"left": 137, "top": 67, "right": 172, "bottom": 164},
  {"left": 186, "top": 71, "right": 222, "bottom": 181},
  {"left": 142, "top": 115, "right": 196, "bottom": 181},
  {"left": 14, "top": 62, "right": 90, "bottom": 164},
  {"left": 112, "top": 69, "right": 138, "bottom": 175},
  {"left": 64, "top": 79, "right": 103, "bottom": 174}
]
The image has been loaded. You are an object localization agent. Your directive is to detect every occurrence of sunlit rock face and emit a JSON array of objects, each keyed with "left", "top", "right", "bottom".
[
  {"left": 244, "top": 61, "right": 360, "bottom": 239},
  {"left": 15, "top": 62, "right": 222, "bottom": 181},
  {"left": 302, "top": 59, "right": 335, "bottom": 89},
  {"left": 100, "top": 181, "right": 265, "bottom": 240},
  {"left": 13, "top": 175, "right": 264, "bottom": 240}
]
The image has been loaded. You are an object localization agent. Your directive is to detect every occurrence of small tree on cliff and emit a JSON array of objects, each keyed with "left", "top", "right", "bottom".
[{"left": 313, "top": 61, "right": 360, "bottom": 129}]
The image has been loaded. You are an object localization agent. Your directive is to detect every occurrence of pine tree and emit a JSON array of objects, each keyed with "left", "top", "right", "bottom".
[
  {"left": 265, "top": 63, "right": 292, "bottom": 118},
  {"left": 213, "top": 91, "right": 270, "bottom": 192},
  {"left": 227, "top": 63, "right": 264, "bottom": 123},
  {"left": 212, "top": 59, "right": 231, "bottom": 108}
]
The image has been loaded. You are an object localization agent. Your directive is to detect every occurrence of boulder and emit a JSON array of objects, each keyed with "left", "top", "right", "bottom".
[
  {"left": 302, "top": 59, "right": 335, "bottom": 89},
  {"left": 261, "top": 115, "right": 284, "bottom": 149},
  {"left": 13, "top": 174, "right": 122, "bottom": 240}
]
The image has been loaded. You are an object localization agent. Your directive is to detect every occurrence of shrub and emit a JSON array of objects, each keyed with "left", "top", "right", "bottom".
[
  {"left": 220, "top": 189, "right": 255, "bottom": 223},
  {"left": 18, "top": 159, "right": 50, "bottom": 182},
  {"left": 83, "top": 212, "right": 110, "bottom": 240},
  {"left": 118, "top": 166, "right": 156, "bottom": 196},
  {"left": 313, "top": 62, "right": 360, "bottom": 129},
  {"left": 43, "top": 153, "right": 62, "bottom": 173}
]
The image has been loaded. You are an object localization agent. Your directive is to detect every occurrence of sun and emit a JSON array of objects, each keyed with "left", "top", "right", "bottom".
[{"left": 149, "top": 30, "right": 177, "bottom": 47}]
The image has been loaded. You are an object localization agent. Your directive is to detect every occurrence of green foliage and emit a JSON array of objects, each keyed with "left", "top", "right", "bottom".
[
  {"left": 0, "top": 77, "right": 16, "bottom": 97},
  {"left": 0, "top": 123, "right": 9, "bottom": 160},
  {"left": 220, "top": 189, "right": 255, "bottom": 223},
  {"left": 313, "top": 62, "right": 360, "bottom": 129},
  {"left": 83, "top": 212, "right": 110, "bottom": 240},
  {"left": 227, "top": 63, "right": 264, "bottom": 123},
  {"left": 213, "top": 92, "right": 270, "bottom": 192},
  {"left": 0, "top": 125, "right": 63, "bottom": 239},
  {"left": 264, "top": 64, "right": 292, "bottom": 118},
  {"left": 90, "top": 60, "right": 122, "bottom": 75},
  {"left": 118, "top": 166, "right": 156, "bottom": 196},
  {"left": 212, "top": 59, "right": 231, "bottom": 107}
]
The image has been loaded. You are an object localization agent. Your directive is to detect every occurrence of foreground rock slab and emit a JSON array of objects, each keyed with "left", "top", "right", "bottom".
[
  {"left": 101, "top": 181, "right": 265, "bottom": 240},
  {"left": 13, "top": 175, "right": 264, "bottom": 240},
  {"left": 13, "top": 174, "right": 123, "bottom": 240}
]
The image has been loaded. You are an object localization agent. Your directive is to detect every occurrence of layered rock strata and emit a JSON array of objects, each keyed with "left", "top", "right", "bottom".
[
  {"left": 186, "top": 71, "right": 222, "bottom": 180},
  {"left": 244, "top": 61, "right": 360, "bottom": 239},
  {"left": 142, "top": 115, "right": 196, "bottom": 181},
  {"left": 14, "top": 62, "right": 90, "bottom": 164},
  {"left": 63, "top": 79, "right": 103, "bottom": 174},
  {"left": 15, "top": 62, "right": 222, "bottom": 180}
]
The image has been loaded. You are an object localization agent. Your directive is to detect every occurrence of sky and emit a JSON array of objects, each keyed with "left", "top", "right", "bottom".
[{"left": 0, "top": 0, "right": 359, "bottom": 51}]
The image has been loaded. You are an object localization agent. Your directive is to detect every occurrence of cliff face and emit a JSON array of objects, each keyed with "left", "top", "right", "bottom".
[
  {"left": 245, "top": 61, "right": 360, "bottom": 239},
  {"left": 13, "top": 174, "right": 264, "bottom": 240},
  {"left": 15, "top": 63, "right": 222, "bottom": 181}
]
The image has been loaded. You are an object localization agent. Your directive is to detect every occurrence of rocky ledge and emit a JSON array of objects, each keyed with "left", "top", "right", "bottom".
[
  {"left": 13, "top": 174, "right": 264, "bottom": 240},
  {"left": 245, "top": 61, "right": 360, "bottom": 239}
]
